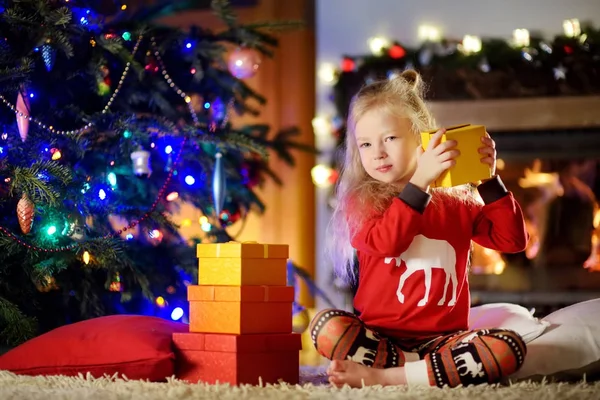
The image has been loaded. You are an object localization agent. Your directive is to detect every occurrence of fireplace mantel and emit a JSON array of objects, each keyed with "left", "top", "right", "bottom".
[{"left": 428, "top": 95, "right": 600, "bottom": 132}]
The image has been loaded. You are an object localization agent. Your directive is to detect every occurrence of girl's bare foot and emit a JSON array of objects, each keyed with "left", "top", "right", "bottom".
[{"left": 327, "top": 360, "right": 407, "bottom": 388}]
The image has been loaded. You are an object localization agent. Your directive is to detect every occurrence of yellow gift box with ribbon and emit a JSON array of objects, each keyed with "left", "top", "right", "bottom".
[
  {"left": 196, "top": 241, "right": 289, "bottom": 286},
  {"left": 196, "top": 241, "right": 289, "bottom": 259},
  {"left": 420, "top": 124, "right": 492, "bottom": 188}
]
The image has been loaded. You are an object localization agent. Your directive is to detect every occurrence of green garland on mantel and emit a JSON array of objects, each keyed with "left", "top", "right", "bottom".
[{"left": 332, "top": 24, "right": 600, "bottom": 118}]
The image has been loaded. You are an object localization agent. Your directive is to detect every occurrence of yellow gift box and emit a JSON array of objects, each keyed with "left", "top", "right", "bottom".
[
  {"left": 196, "top": 241, "right": 289, "bottom": 259},
  {"left": 196, "top": 241, "right": 289, "bottom": 286},
  {"left": 198, "top": 257, "right": 288, "bottom": 286},
  {"left": 420, "top": 124, "right": 492, "bottom": 188}
]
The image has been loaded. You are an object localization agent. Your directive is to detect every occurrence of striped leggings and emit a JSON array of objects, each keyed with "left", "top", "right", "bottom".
[{"left": 310, "top": 309, "right": 526, "bottom": 388}]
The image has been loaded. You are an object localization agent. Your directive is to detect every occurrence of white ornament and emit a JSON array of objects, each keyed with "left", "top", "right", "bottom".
[{"left": 131, "top": 148, "right": 152, "bottom": 176}]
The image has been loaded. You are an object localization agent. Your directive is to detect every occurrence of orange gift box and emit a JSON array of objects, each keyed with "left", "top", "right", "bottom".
[
  {"left": 173, "top": 332, "right": 302, "bottom": 385},
  {"left": 188, "top": 285, "right": 294, "bottom": 334}
]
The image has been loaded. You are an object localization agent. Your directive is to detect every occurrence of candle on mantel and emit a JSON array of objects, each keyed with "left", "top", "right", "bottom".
[
  {"left": 563, "top": 18, "right": 581, "bottom": 37},
  {"left": 513, "top": 28, "right": 530, "bottom": 47}
]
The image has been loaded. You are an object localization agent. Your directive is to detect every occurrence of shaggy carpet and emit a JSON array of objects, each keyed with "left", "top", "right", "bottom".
[{"left": 0, "top": 367, "right": 599, "bottom": 400}]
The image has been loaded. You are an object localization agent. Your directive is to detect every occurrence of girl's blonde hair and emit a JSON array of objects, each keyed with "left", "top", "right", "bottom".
[{"left": 327, "top": 70, "right": 475, "bottom": 284}]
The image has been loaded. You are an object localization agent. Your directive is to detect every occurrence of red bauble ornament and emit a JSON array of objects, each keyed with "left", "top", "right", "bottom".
[
  {"left": 228, "top": 48, "right": 261, "bottom": 79},
  {"left": 389, "top": 44, "right": 406, "bottom": 59},
  {"left": 341, "top": 57, "right": 355, "bottom": 72}
]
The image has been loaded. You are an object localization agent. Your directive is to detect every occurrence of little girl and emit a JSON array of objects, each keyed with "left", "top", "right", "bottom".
[{"left": 310, "top": 70, "right": 529, "bottom": 388}]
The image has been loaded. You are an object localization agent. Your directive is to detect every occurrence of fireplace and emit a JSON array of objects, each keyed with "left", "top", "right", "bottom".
[{"left": 429, "top": 96, "right": 600, "bottom": 315}]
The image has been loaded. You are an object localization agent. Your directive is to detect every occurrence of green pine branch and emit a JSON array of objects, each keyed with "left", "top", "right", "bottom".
[
  {"left": 11, "top": 161, "right": 73, "bottom": 206},
  {"left": 211, "top": 0, "right": 238, "bottom": 29},
  {"left": 0, "top": 297, "right": 38, "bottom": 347},
  {"left": 240, "top": 20, "right": 306, "bottom": 33}
]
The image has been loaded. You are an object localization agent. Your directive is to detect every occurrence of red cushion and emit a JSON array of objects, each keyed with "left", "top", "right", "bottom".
[{"left": 0, "top": 315, "right": 188, "bottom": 381}]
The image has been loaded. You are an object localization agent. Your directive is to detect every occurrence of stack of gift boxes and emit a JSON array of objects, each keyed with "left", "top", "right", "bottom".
[{"left": 173, "top": 241, "right": 302, "bottom": 385}]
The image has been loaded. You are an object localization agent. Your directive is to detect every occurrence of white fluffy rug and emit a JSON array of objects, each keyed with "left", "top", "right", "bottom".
[{"left": 0, "top": 369, "right": 599, "bottom": 400}]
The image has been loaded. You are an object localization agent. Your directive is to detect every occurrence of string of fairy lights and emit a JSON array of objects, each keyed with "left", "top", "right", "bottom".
[
  {"left": 0, "top": 34, "right": 144, "bottom": 137},
  {"left": 0, "top": 28, "right": 241, "bottom": 261}
]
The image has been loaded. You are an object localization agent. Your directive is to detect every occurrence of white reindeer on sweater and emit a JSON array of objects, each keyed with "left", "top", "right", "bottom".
[{"left": 385, "top": 235, "right": 458, "bottom": 307}]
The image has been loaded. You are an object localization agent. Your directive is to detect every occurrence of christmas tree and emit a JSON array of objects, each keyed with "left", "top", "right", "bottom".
[{"left": 0, "top": 0, "right": 311, "bottom": 346}]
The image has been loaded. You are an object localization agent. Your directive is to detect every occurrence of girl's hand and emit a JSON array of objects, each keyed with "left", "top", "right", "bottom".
[
  {"left": 410, "top": 128, "right": 460, "bottom": 191},
  {"left": 479, "top": 132, "right": 497, "bottom": 175}
]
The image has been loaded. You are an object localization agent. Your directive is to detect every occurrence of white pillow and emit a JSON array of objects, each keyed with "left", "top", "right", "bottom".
[
  {"left": 469, "top": 303, "right": 550, "bottom": 343},
  {"left": 543, "top": 298, "right": 600, "bottom": 327},
  {"left": 508, "top": 299, "right": 600, "bottom": 383}
]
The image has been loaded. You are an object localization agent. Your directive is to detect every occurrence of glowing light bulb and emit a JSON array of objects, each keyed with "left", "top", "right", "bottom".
[
  {"left": 418, "top": 25, "right": 441, "bottom": 42},
  {"left": 312, "top": 116, "right": 331, "bottom": 137},
  {"left": 185, "top": 175, "right": 195, "bottom": 185},
  {"left": 563, "top": 19, "right": 581, "bottom": 37},
  {"left": 107, "top": 172, "right": 117, "bottom": 187},
  {"left": 368, "top": 36, "right": 390, "bottom": 55},
  {"left": 513, "top": 29, "right": 530, "bottom": 47},
  {"left": 166, "top": 192, "right": 179, "bottom": 201},
  {"left": 318, "top": 63, "right": 337, "bottom": 84},
  {"left": 460, "top": 35, "right": 482, "bottom": 54},
  {"left": 171, "top": 307, "right": 184, "bottom": 321},
  {"left": 311, "top": 164, "right": 334, "bottom": 188},
  {"left": 201, "top": 223, "right": 212, "bottom": 232},
  {"left": 83, "top": 251, "right": 90, "bottom": 264}
]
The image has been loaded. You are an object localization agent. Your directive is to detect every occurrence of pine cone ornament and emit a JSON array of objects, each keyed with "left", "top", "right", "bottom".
[{"left": 17, "top": 193, "right": 35, "bottom": 234}]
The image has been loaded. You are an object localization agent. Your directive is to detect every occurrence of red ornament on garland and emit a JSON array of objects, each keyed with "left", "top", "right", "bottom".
[
  {"left": 145, "top": 58, "right": 159, "bottom": 74},
  {"left": 389, "top": 44, "right": 406, "bottom": 59}
]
